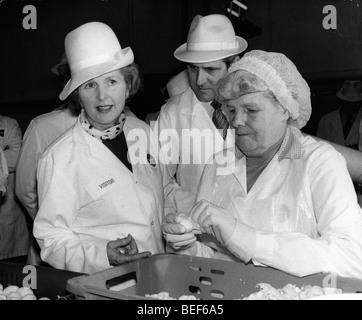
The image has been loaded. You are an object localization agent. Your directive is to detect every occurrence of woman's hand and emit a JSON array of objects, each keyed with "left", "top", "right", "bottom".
[
  {"left": 107, "top": 234, "right": 151, "bottom": 266},
  {"left": 191, "top": 200, "right": 237, "bottom": 244},
  {"left": 162, "top": 213, "right": 198, "bottom": 251}
]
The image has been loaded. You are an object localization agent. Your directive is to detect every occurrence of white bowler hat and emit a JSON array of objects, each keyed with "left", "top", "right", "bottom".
[
  {"left": 174, "top": 14, "right": 248, "bottom": 64},
  {"left": 59, "top": 22, "right": 134, "bottom": 101}
]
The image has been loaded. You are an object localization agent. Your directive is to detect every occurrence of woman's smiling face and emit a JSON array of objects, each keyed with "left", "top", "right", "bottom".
[
  {"left": 226, "top": 91, "right": 289, "bottom": 157},
  {"left": 78, "top": 69, "right": 129, "bottom": 131}
]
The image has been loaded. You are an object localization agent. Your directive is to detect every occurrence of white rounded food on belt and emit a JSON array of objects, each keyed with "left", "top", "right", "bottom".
[
  {"left": 242, "top": 283, "right": 343, "bottom": 300},
  {"left": 145, "top": 291, "right": 198, "bottom": 300},
  {"left": 0, "top": 283, "right": 51, "bottom": 300}
]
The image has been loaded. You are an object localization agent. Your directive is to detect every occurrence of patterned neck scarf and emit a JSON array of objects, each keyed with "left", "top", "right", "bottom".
[{"left": 79, "top": 108, "right": 126, "bottom": 141}]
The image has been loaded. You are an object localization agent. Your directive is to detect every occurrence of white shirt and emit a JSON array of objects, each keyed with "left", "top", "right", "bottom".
[{"left": 194, "top": 126, "right": 362, "bottom": 279}]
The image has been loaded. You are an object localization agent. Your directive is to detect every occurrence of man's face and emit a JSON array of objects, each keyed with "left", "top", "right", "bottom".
[{"left": 187, "top": 60, "right": 228, "bottom": 103}]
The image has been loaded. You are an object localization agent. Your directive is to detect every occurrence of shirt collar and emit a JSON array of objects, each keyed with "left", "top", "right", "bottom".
[{"left": 277, "top": 126, "right": 302, "bottom": 161}]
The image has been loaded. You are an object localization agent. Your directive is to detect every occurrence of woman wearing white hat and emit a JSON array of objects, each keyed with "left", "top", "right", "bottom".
[
  {"left": 163, "top": 50, "right": 362, "bottom": 279},
  {"left": 33, "top": 22, "right": 186, "bottom": 274}
]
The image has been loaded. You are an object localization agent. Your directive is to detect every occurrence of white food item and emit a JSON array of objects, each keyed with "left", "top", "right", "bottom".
[
  {"left": 145, "top": 291, "right": 198, "bottom": 300},
  {"left": 21, "top": 294, "right": 37, "bottom": 300},
  {"left": 18, "top": 286, "right": 34, "bottom": 297},
  {"left": 0, "top": 283, "right": 50, "bottom": 300},
  {"left": 178, "top": 295, "right": 198, "bottom": 300},
  {"left": 179, "top": 218, "right": 193, "bottom": 232},
  {"left": 178, "top": 215, "right": 201, "bottom": 233},
  {"left": 7, "top": 292, "right": 22, "bottom": 300},
  {"left": 243, "top": 283, "right": 343, "bottom": 300},
  {"left": 3, "top": 285, "right": 19, "bottom": 296}
]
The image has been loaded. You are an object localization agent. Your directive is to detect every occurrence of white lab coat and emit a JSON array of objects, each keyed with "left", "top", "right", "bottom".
[
  {"left": 16, "top": 103, "right": 79, "bottom": 220},
  {"left": 16, "top": 103, "right": 136, "bottom": 220},
  {"left": 158, "top": 87, "right": 232, "bottom": 212},
  {"left": 193, "top": 126, "right": 362, "bottom": 279},
  {"left": 0, "top": 115, "right": 29, "bottom": 259},
  {"left": 16, "top": 104, "right": 138, "bottom": 266},
  {"left": 34, "top": 115, "right": 184, "bottom": 274}
]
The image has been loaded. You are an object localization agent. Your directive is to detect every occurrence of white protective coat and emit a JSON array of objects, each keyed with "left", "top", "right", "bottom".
[
  {"left": 194, "top": 126, "right": 362, "bottom": 279},
  {"left": 158, "top": 87, "right": 233, "bottom": 212},
  {"left": 16, "top": 103, "right": 137, "bottom": 220},
  {"left": 34, "top": 116, "right": 184, "bottom": 274}
]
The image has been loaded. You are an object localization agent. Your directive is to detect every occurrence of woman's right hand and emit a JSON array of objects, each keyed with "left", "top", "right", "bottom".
[
  {"left": 162, "top": 213, "right": 198, "bottom": 251},
  {"left": 107, "top": 234, "right": 151, "bottom": 266}
]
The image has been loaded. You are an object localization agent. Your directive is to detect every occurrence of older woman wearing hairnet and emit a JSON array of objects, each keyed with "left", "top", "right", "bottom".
[{"left": 163, "top": 50, "right": 362, "bottom": 279}]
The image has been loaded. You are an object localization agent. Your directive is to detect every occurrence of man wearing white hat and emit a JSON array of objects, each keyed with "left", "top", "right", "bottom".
[{"left": 157, "top": 14, "right": 248, "bottom": 211}]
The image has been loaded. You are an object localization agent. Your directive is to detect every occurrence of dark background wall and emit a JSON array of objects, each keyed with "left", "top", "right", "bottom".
[{"left": 0, "top": 0, "right": 362, "bottom": 136}]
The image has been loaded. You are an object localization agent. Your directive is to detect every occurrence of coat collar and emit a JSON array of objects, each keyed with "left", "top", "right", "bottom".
[
  {"left": 71, "top": 116, "right": 138, "bottom": 176},
  {"left": 277, "top": 126, "right": 302, "bottom": 161},
  {"left": 179, "top": 87, "right": 212, "bottom": 116}
]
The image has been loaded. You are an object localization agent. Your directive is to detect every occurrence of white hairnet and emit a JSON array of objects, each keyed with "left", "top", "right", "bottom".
[{"left": 226, "top": 50, "right": 311, "bottom": 129}]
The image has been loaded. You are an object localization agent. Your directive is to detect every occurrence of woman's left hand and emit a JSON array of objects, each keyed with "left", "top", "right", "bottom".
[
  {"left": 107, "top": 234, "right": 151, "bottom": 266},
  {"left": 191, "top": 200, "right": 237, "bottom": 244}
]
